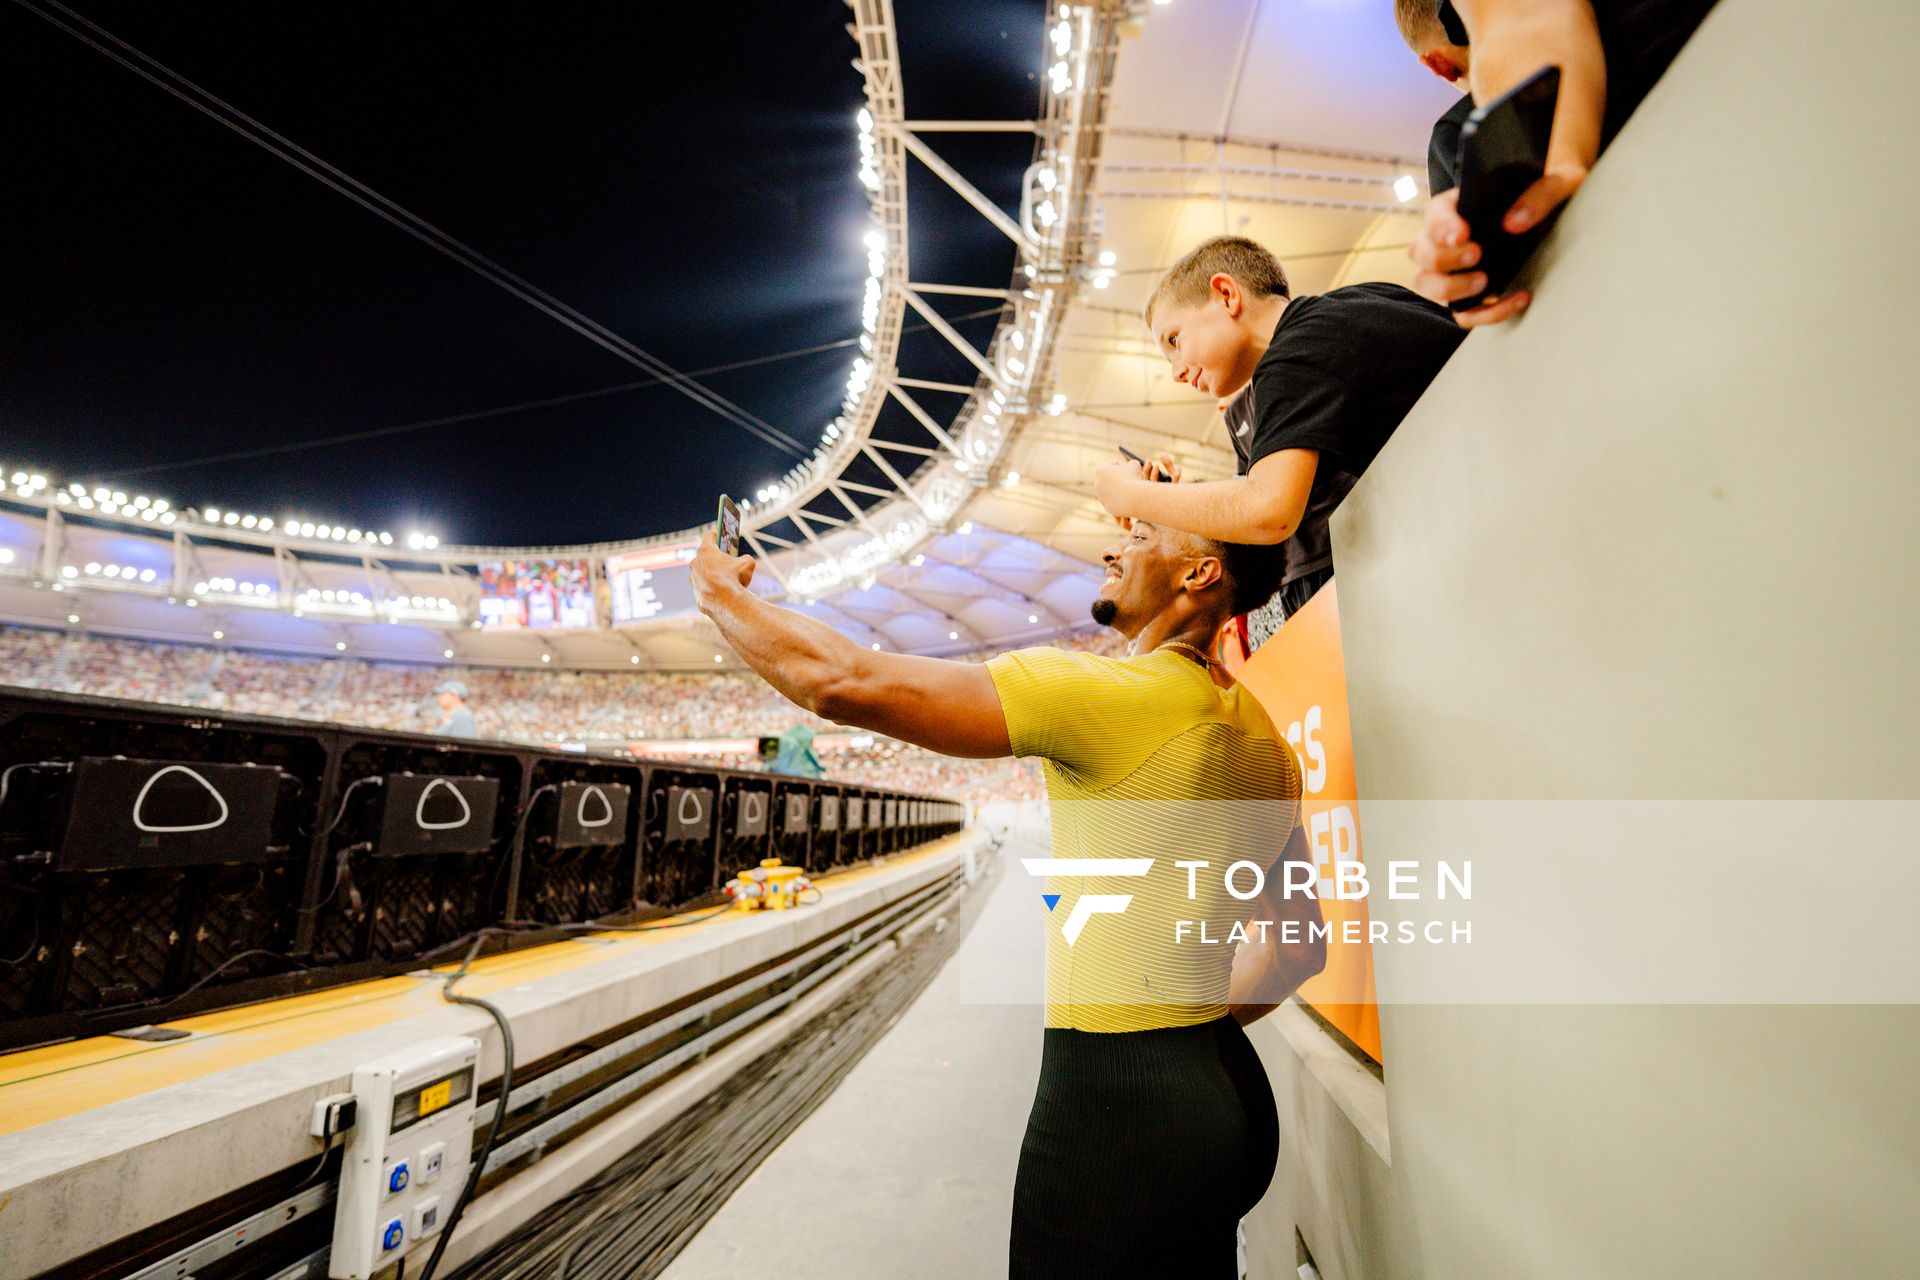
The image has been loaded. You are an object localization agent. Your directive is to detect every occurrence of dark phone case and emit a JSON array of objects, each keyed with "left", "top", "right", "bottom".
[
  {"left": 1117, "top": 447, "right": 1173, "bottom": 482},
  {"left": 1450, "top": 66, "right": 1561, "bottom": 312}
]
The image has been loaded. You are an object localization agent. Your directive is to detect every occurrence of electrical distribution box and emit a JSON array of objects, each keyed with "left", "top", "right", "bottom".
[{"left": 328, "top": 1036, "right": 480, "bottom": 1280}]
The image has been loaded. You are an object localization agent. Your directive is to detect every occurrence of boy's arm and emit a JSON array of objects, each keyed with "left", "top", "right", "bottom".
[
  {"left": 1095, "top": 449, "right": 1319, "bottom": 546},
  {"left": 689, "top": 533, "right": 1013, "bottom": 759}
]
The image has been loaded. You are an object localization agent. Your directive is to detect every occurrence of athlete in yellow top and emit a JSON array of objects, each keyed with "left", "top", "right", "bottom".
[{"left": 691, "top": 513, "right": 1325, "bottom": 1278}]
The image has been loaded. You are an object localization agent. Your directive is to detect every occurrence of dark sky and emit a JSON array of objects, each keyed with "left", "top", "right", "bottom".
[{"left": 0, "top": 1, "right": 1043, "bottom": 546}]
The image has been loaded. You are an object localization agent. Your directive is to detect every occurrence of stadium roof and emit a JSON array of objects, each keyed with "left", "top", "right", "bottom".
[{"left": 0, "top": 0, "right": 1461, "bottom": 668}]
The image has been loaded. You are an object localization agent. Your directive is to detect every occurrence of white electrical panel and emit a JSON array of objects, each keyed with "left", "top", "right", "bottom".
[{"left": 328, "top": 1036, "right": 480, "bottom": 1280}]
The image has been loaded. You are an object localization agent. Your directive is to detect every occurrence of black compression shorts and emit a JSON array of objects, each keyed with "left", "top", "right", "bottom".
[{"left": 1009, "top": 1013, "right": 1280, "bottom": 1278}]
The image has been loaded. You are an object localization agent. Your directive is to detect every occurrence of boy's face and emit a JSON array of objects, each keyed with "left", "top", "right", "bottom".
[{"left": 1149, "top": 277, "right": 1263, "bottom": 401}]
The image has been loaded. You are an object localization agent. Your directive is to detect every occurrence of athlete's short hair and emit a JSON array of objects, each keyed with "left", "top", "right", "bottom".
[
  {"left": 1394, "top": 0, "right": 1449, "bottom": 50},
  {"left": 1143, "top": 236, "right": 1290, "bottom": 326},
  {"left": 1186, "top": 533, "right": 1290, "bottom": 617}
]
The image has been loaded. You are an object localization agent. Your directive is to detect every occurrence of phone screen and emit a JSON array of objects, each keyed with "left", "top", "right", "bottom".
[{"left": 717, "top": 495, "right": 742, "bottom": 556}]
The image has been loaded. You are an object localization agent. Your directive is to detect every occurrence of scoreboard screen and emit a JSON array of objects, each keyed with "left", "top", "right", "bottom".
[
  {"left": 478, "top": 559, "right": 595, "bottom": 630},
  {"left": 607, "top": 541, "right": 699, "bottom": 623}
]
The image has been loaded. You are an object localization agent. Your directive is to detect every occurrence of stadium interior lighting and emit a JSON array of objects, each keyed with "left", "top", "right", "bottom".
[
  {"left": 1395, "top": 173, "right": 1419, "bottom": 202},
  {"left": 335, "top": 641, "right": 347, "bottom": 651},
  {"left": 541, "top": 653, "right": 551, "bottom": 663},
  {"left": 443, "top": 648, "right": 454, "bottom": 658},
  {"left": 713, "top": 654, "right": 723, "bottom": 663},
  {"left": 948, "top": 630, "right": 959, "bottom": 640},
  {"left": 212, "top": 629, "right": 224, "bottom": 640},
  {"left": 1029, "top": 614, "right": 1040, "bottom": 624},
  {"left": 0, "top": 549, "right": 13, "bottom": 565},
  {"left": 630, "top": 655, "right": 640, "bottom": 664},
  {"left": 66, "top": 613, "right": 79, "bottom": 624},
  {"left": 186, "top": 598, "right": 198, "bottom": 607}
]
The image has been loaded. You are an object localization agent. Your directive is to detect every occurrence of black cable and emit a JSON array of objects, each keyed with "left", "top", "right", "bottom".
[
  {"left": 296, "top": 841, "right": 372, "bottom": 916},
  {"left": 417, "top": 933, "right": 516, "bottom": 1280},
  {"left": 302, "top": 775, "right": 382, "bottom": 841},
  {"left": 91, "top": 305, "right": 1005, "bottom": 481},
  {"left": 12, "top": 0, "right": 812, "bottom": 460},
  {"left": 295, "top": 1100, "right": 337, "bottom": 1192}
]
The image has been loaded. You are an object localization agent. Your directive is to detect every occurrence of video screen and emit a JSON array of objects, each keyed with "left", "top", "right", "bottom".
[
  {"left": 606, "top": 542, "right": 699, "bottom": 623},
  {"left": 478, "top": 559, "right": 595, "bottom": 630}
]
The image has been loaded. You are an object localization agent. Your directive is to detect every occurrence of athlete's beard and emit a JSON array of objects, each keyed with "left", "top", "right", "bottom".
[{"left": 1089, "top": 598, "right": 1118, "bottom": 627}]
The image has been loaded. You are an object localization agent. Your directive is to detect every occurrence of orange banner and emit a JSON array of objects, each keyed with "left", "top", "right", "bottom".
[{"left": 1224, "top": 580, "right": 1382, "bottom": 1063}]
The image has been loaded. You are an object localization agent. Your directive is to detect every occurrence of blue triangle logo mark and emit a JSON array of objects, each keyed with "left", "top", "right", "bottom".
[{"left": 1041, "top": 894, "right": 1060, "bottom": 912}]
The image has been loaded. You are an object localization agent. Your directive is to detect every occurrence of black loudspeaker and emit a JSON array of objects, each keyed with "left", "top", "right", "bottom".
[
  {"left": 819, "top": 795, "right": 839, "bottom": 832},
  {"left": 735, "top": 789, "right": 768, "bottom": 837},
  {"left": 845, "top": 797, "right": 862, "bottom": 831},
  {"left": 781, "top": 793, "right": 809, "bottom": 835},
  {"left": 664, "top": 785, "right": 712, "bottom": 842},
  {"left": 376, "top": 774, "right": 501, "bottom": 857},
  {"left": 554, "top": 781, "right": 629, "bottom": 848},
  {"left": 53, "top": 757, "right": 284, "bottom": 872}
]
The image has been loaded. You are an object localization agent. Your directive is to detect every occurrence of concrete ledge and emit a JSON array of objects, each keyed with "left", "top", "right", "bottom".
[
  {"left": 0, "top": 832, "right": 984, "bottom": 1280},
  {"left": 1271, "top": 1000, "right": 1389, "bottom": 1165}
]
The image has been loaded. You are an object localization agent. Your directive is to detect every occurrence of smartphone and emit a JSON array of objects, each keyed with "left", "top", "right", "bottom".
[
  {"left": 716, "top": 495, "right": 743, "bottom": 556},
  {"left": 1450, "top": 64, "right": 1561, "bottom": 312},
  {"left": 1117, "top": 445, "right": 1172, "bottom": 482}
]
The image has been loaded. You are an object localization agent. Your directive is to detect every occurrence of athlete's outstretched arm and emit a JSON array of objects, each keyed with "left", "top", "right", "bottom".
[{"left": 689, "top": 532, "right": 1013, "bottom": 759}]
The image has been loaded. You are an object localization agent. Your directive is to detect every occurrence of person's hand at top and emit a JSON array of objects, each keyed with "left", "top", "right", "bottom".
[
  {"left": 1408, "top": 0, "right": 1606, "bottom": 327},
  {"left": 689, "top": 529, "right": 755, "bottom": 613}
]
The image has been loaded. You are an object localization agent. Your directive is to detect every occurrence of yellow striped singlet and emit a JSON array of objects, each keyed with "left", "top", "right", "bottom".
[{"left": 984, "top": 645, "right": 1302, "bottom": 1033}]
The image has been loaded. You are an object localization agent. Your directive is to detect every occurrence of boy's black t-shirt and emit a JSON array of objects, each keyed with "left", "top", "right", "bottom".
[{"left": 1227, "top": 282, "right": 1465, "bottom": 586}]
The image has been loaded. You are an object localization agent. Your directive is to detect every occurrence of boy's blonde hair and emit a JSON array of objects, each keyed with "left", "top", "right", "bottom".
[{"left": 1143, "top": 236, "right": 1290, "bottom": 325}]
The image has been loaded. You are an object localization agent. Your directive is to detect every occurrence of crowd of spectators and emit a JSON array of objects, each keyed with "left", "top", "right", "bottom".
[{"left": 0, "top": 623, "right": 1120, "bottom": 801}]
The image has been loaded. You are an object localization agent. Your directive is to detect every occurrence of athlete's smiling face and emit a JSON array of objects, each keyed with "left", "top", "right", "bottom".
[{"left": 1092, "top": 520, "right": 1209, "bottom": 636}]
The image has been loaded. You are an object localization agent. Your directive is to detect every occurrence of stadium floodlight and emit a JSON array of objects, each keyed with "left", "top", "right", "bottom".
[
  {"left": 140, "top": 569, "right": 157, "bottom": 583},
  {"left": 223, "top": 512, "right": 239, "bottom": 526},
  {"left": 378, "top": 531, "right": 392, "bottom": 545},
  {"left": 424, "top": 536, "right": 439, "bottom": 549},
  {"left": 1394, "top": 173, "right": 1418, "bottom": 203},
  {"left": 69, "top": 482, "right": 84, "bottom": 495},
  {"left": 240, "top": 514, "right": 256, "bottom": 528},
  {"left": 335, "top": 641, "right": 347, "bottom": 651},
  {"left": 202, "top": 505, "right": 218, "bottom": 519},
  {"left": 958, "top": 521, "right": 973, "bottom": 535},
  {"left": 112, "top": 491, "right": 127, "bottom": 505},
  {"left": 161, "top": 512, "right": 176, "bottom": 525},
  {"left": 102, "top": 565, "right": 120, "bottom": 579},
  {"left": 259, "top": 518, "right": 273, "bottom": 531},
  {"left": 61, "top": 565, "right": 77, "bottom": 578},
  {"left": 186, "top": 598, "right": 198, "bottom": 607},
  {"left": 55, "top": 493, "right": 71, "bottom": 505},
  {"left": 0, "top": 549, "right": 12, "bottom": 565},
  {"left": 152, "top": 500, "right": 169, "bottom": 513},
  {"left": 84, "top": 563, "right": 100, "bottom": 575}
]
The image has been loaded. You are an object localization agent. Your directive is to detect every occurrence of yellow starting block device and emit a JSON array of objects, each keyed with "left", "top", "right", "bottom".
[{"left": 723, "top": 857, "right": 814, "bottom": 911}]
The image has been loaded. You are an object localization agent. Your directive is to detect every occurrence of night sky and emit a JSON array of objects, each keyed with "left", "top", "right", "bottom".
[{"left": 1, "top": 1, "right": 1043, "bottom": 546}]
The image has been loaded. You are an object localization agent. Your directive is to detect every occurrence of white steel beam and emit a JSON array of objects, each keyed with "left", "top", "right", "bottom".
[
  {"left": 884, "top": 381, "right": 963, "bottom": 455},
  {"left": 887, "top": 125, "right": 1030, "bottom": 248},
  {"left": 903, "top": 289, "right": 999, "bottom": 383}
]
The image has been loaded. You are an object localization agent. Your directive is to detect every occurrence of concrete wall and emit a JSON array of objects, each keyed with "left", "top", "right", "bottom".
[{"left": 1245, "top": 0, "right": 1920, "bottom": 1275}]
